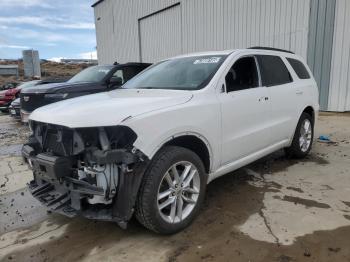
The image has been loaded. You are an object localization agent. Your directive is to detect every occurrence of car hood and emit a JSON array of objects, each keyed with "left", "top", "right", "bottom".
[
  {"left": 21, "top": 81, "right": 96, "bottom": 94},
  {"left": 29, "top": 89, "right": 193, "bottom": 128}
]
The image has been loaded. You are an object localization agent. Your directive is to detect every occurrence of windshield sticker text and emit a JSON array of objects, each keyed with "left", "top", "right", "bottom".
[{"left": 194, "top": 57, "right": 221, "bottom": 64}]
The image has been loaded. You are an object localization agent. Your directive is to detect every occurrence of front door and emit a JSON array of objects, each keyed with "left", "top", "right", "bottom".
[{"left": 218, "top": 56, "right": 271, "bottom": 165}]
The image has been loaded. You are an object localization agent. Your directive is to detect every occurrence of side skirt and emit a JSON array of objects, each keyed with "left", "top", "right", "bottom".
[{"left": 207, "top": 139, "right": 289, "bottom": 183}]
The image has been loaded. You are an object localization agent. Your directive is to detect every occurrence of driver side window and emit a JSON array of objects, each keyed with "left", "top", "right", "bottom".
[{"left": 225, "top": 57, "right": 259, "bottom": 93}]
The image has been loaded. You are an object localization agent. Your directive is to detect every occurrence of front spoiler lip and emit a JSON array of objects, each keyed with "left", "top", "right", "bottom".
[{"left": 27, "top": 179, "right": 123, "bottom": 223}]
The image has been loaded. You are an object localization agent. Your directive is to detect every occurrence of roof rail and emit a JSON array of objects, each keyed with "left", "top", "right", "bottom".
[{"left": 248, "top": 46, "right": 295, "bottom": 54}]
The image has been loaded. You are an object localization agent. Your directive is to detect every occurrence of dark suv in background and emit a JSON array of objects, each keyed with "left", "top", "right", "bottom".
[{"left": 20, "top": 62, "right": 151, "bottom": 122}]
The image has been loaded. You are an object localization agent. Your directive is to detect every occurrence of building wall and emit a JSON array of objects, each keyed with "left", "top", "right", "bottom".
[
  {"left": 94, "top": 0, "right": 310, "bottom": 64},
  {"left": 94, "top": 0, "right": 178, "bottom": 64},
  {"left": 307, "top": 0, "right": 336, "bottom": 111},
  {"left": 0, "top": 67, "right": 18, "bottom": 76},
  {"left": 94, "top": 0, "right": 350, "bottom": 111},
  {"left": 139, "top": 4, "right": 182, "bottom": 62},
  {"left": 328, "top": 0, "right": 350, "bottom": 112}
]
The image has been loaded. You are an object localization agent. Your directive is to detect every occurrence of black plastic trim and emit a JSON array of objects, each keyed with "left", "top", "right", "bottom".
[{"left": 249, "top": 46, "right": 295, "bottom": 54}]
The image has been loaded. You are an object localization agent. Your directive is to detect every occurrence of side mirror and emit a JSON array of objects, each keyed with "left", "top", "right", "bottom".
[{"left": 108, "top": 77, "right": 123, "bottom": 87}]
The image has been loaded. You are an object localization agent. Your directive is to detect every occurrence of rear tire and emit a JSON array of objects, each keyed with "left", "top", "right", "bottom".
[
  {"left": 285, "top": 112, "right": 314, "bottom": 158},
  {"left": 135, "top": 146, "right": 207, "bottom": 234}
]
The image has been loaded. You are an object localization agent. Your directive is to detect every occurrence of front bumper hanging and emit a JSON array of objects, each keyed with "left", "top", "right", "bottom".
[{"left": 22, "top": 144, "right": 149, "bottom": 228}]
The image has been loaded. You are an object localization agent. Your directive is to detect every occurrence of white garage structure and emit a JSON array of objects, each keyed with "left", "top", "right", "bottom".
[{"left": 93, "top": 0, "right": 350, "bottom": 112}]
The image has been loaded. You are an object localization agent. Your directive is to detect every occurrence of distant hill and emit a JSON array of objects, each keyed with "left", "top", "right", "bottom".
[{"left": 0, "top": 60, "right": 92, "bottom": 87}]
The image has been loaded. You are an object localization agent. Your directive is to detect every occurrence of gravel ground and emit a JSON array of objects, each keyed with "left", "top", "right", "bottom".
[{"left": 0, "top": 112, "right": 349, "bottom": 262}]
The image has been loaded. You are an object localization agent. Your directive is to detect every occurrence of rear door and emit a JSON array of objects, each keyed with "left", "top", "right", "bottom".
[
  {"left": 218, "top": 55, "right": 271, "bottom": 165},
  {"left": 256, "top": 55, "right": 296, "bottom": 144}
]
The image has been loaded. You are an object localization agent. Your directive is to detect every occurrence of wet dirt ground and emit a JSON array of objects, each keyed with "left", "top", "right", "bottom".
[{"left": 0, "top": 112, "right": 349, "bottom": 262}]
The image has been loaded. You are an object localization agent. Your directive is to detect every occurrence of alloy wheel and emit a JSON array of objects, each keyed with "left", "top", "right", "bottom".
[
  {"left": 299, "top": 119, "right": 312, "bottom": 152},
  {"left": 157, "top": 161, "right": 200, "bottom": 224}
]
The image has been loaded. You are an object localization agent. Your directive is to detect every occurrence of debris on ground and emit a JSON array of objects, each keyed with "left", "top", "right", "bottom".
[{"left": 317, "top": 135, "right": 338, "bottom": 145}]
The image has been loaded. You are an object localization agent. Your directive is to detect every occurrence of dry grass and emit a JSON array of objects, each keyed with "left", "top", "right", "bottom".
[{"left": 0, "top": 60, "right": 91, "bottom": 87}]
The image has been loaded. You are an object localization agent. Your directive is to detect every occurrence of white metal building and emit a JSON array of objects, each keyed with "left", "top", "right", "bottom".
[
  {"left": 93, "top": 0, "right": 350, "bottom": 112},
  {"left": 0, "top": 65, "right": 19, "bottom": 77}
]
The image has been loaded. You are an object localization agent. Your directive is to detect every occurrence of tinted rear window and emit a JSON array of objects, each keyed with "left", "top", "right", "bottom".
[
  {"left": 287, "top": 58, "right": 311, "bottom": 79},
  {"left": 256, "top": 55, "right": 293, "bottom": 87}
]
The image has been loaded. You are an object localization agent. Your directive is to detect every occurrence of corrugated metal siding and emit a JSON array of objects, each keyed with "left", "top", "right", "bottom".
[
  {"left": 307, "top": 0, "right": 336, "bottom": 110},
  {"left": 328, "top": 0, "right": 350, "bottom": 112},
  {"left": 94, "top": 0, "right": 115, "bottom": 64},
  {"left": 139, "top": 4, "right": 182, "bottom": 62},
  {"left": 181, "top": 0, "right": 310, "bottom": 58},
  {"left": 94, "top": 0, "right": 178, "bottom": 64},
  {"left": 94, "top": 0, "right": 310, "bottom": 64}
]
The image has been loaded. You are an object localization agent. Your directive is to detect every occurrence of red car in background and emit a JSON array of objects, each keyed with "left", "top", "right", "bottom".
[
  {"left": 0, "top": 87, "right": 19, "bottom": 112},
  {"left": 0, "top": 79, "right": 67, "bottom": 113}
]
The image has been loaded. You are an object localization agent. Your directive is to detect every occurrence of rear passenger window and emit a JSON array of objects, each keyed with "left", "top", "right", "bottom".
[
  {"left": 225, "top": 57, "right": 259, "bottom": 93},
  {"left": 287, "top": 58, "right": 311, "bottom": 79},
  {"left": 256, "top": 55, "right": 293, "bottom": 87}
]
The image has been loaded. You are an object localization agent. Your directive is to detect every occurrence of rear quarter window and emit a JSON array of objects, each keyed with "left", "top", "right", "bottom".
[
  {"left": 287, "top": 58, "right": 311, "bottom": 79},
  {"left": 256, "top": 55, "right": 293, "bottom": 87}
]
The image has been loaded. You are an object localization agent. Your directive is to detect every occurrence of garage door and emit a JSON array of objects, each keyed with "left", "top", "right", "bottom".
[{"left": 139, "top": 4, "right": 182, "bottom": 63}]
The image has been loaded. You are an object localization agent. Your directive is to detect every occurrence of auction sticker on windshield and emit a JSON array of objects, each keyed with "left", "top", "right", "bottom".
[
  {"left": 98, "top": 69, "right": 110, "bottom": 73},
  {"left": 194, "top": 57, "right": 221, "bottom": 64}
]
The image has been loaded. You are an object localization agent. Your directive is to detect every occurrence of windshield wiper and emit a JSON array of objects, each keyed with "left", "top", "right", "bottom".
[{"left": 121, "top": 86, "right": 157, "bottom": 90}]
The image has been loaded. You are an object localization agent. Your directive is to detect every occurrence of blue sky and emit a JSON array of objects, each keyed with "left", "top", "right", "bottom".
[{"left": 0, "top": 0, "right": 97, "bottom": 60}]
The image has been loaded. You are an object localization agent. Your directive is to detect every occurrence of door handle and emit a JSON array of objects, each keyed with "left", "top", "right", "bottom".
[
  {"left": 296, "top": 91, "right": 303, "bottom": 95},
  {"left": 258, "top": 96, "right": 269, "bottom": 102}
]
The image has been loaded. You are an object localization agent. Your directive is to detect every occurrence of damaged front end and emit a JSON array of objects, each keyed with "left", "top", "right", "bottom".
[{"left": 22, "top": 121, "right": 148, "bottom": 228}]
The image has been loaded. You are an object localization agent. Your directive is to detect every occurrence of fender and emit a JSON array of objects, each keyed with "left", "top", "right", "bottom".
[
  {"left": 149, "top": 131, "right": 214, "bottom": 171},
  {"left": 288, "top": 105, "right": 317, "bottom": 146}
]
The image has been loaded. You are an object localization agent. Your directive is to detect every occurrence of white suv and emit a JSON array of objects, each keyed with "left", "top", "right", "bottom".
[{"left": 23, "top": 47, "right": 319, "bottom": 234}]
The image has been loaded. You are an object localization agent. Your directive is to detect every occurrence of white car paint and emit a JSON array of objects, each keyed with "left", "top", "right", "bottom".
[
  {"left": 29, "top": 89, "right": 193, "bottom": 128},
  {"left": 29, "top": 49, "right": 319, "bottom": 183}
]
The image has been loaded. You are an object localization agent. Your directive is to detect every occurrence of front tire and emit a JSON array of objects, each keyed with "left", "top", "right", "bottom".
[
  {"left": 135, "top": 146, "right": 207, "bottom": 234},
  {"left": 285, "top": 112, "right": 314, "bottom": 158}
]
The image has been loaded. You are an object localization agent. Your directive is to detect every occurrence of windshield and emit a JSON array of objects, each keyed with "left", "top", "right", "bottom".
[
  {"left": 68, "top": 65, "right": 113, "bottom": 83},
  {"left": 122, "top": 55, "right": 227, "bottom": 90}
]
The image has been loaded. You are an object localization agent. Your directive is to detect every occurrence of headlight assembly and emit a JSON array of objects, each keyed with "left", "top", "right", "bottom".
[{"left": 44, "top": 93, "right": 68, "bottom": 99}]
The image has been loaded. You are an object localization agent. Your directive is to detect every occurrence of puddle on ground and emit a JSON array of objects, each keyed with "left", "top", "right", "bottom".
[
  {"left": 343, "top": 201, "right": 350, "bottom": 208},
  {"left": 275, "top": 195, "right": 331, "bottom": 209},
  {"left": 286, "top": 187, "right": 304, "bottom": 193}
]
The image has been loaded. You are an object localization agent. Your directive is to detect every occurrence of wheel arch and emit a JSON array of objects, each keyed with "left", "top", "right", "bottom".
[
  {"left": 302, "top": 105, "right": 316, "bottom": 123},
  {"left": 152, "top": 133, "right": 212, "bottom": 174},
  {"left": 288, "top": 105, "right": 316, "bottom": 147}
]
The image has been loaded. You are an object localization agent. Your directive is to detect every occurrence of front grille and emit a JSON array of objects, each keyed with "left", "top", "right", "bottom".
[
  {"left": 33, "top": 122, "right": 74, "bottom": 156},
  {"left": 20, "top": 93, "right": 48, "bottom": 112}
]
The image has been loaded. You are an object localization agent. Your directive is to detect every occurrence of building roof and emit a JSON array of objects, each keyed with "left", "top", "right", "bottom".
[
  {"left": 0, "top": 65, "right": 19, "bottom": 69},
  {"left": 91, "top": 0, "right": 104, "bottom": 7}
]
